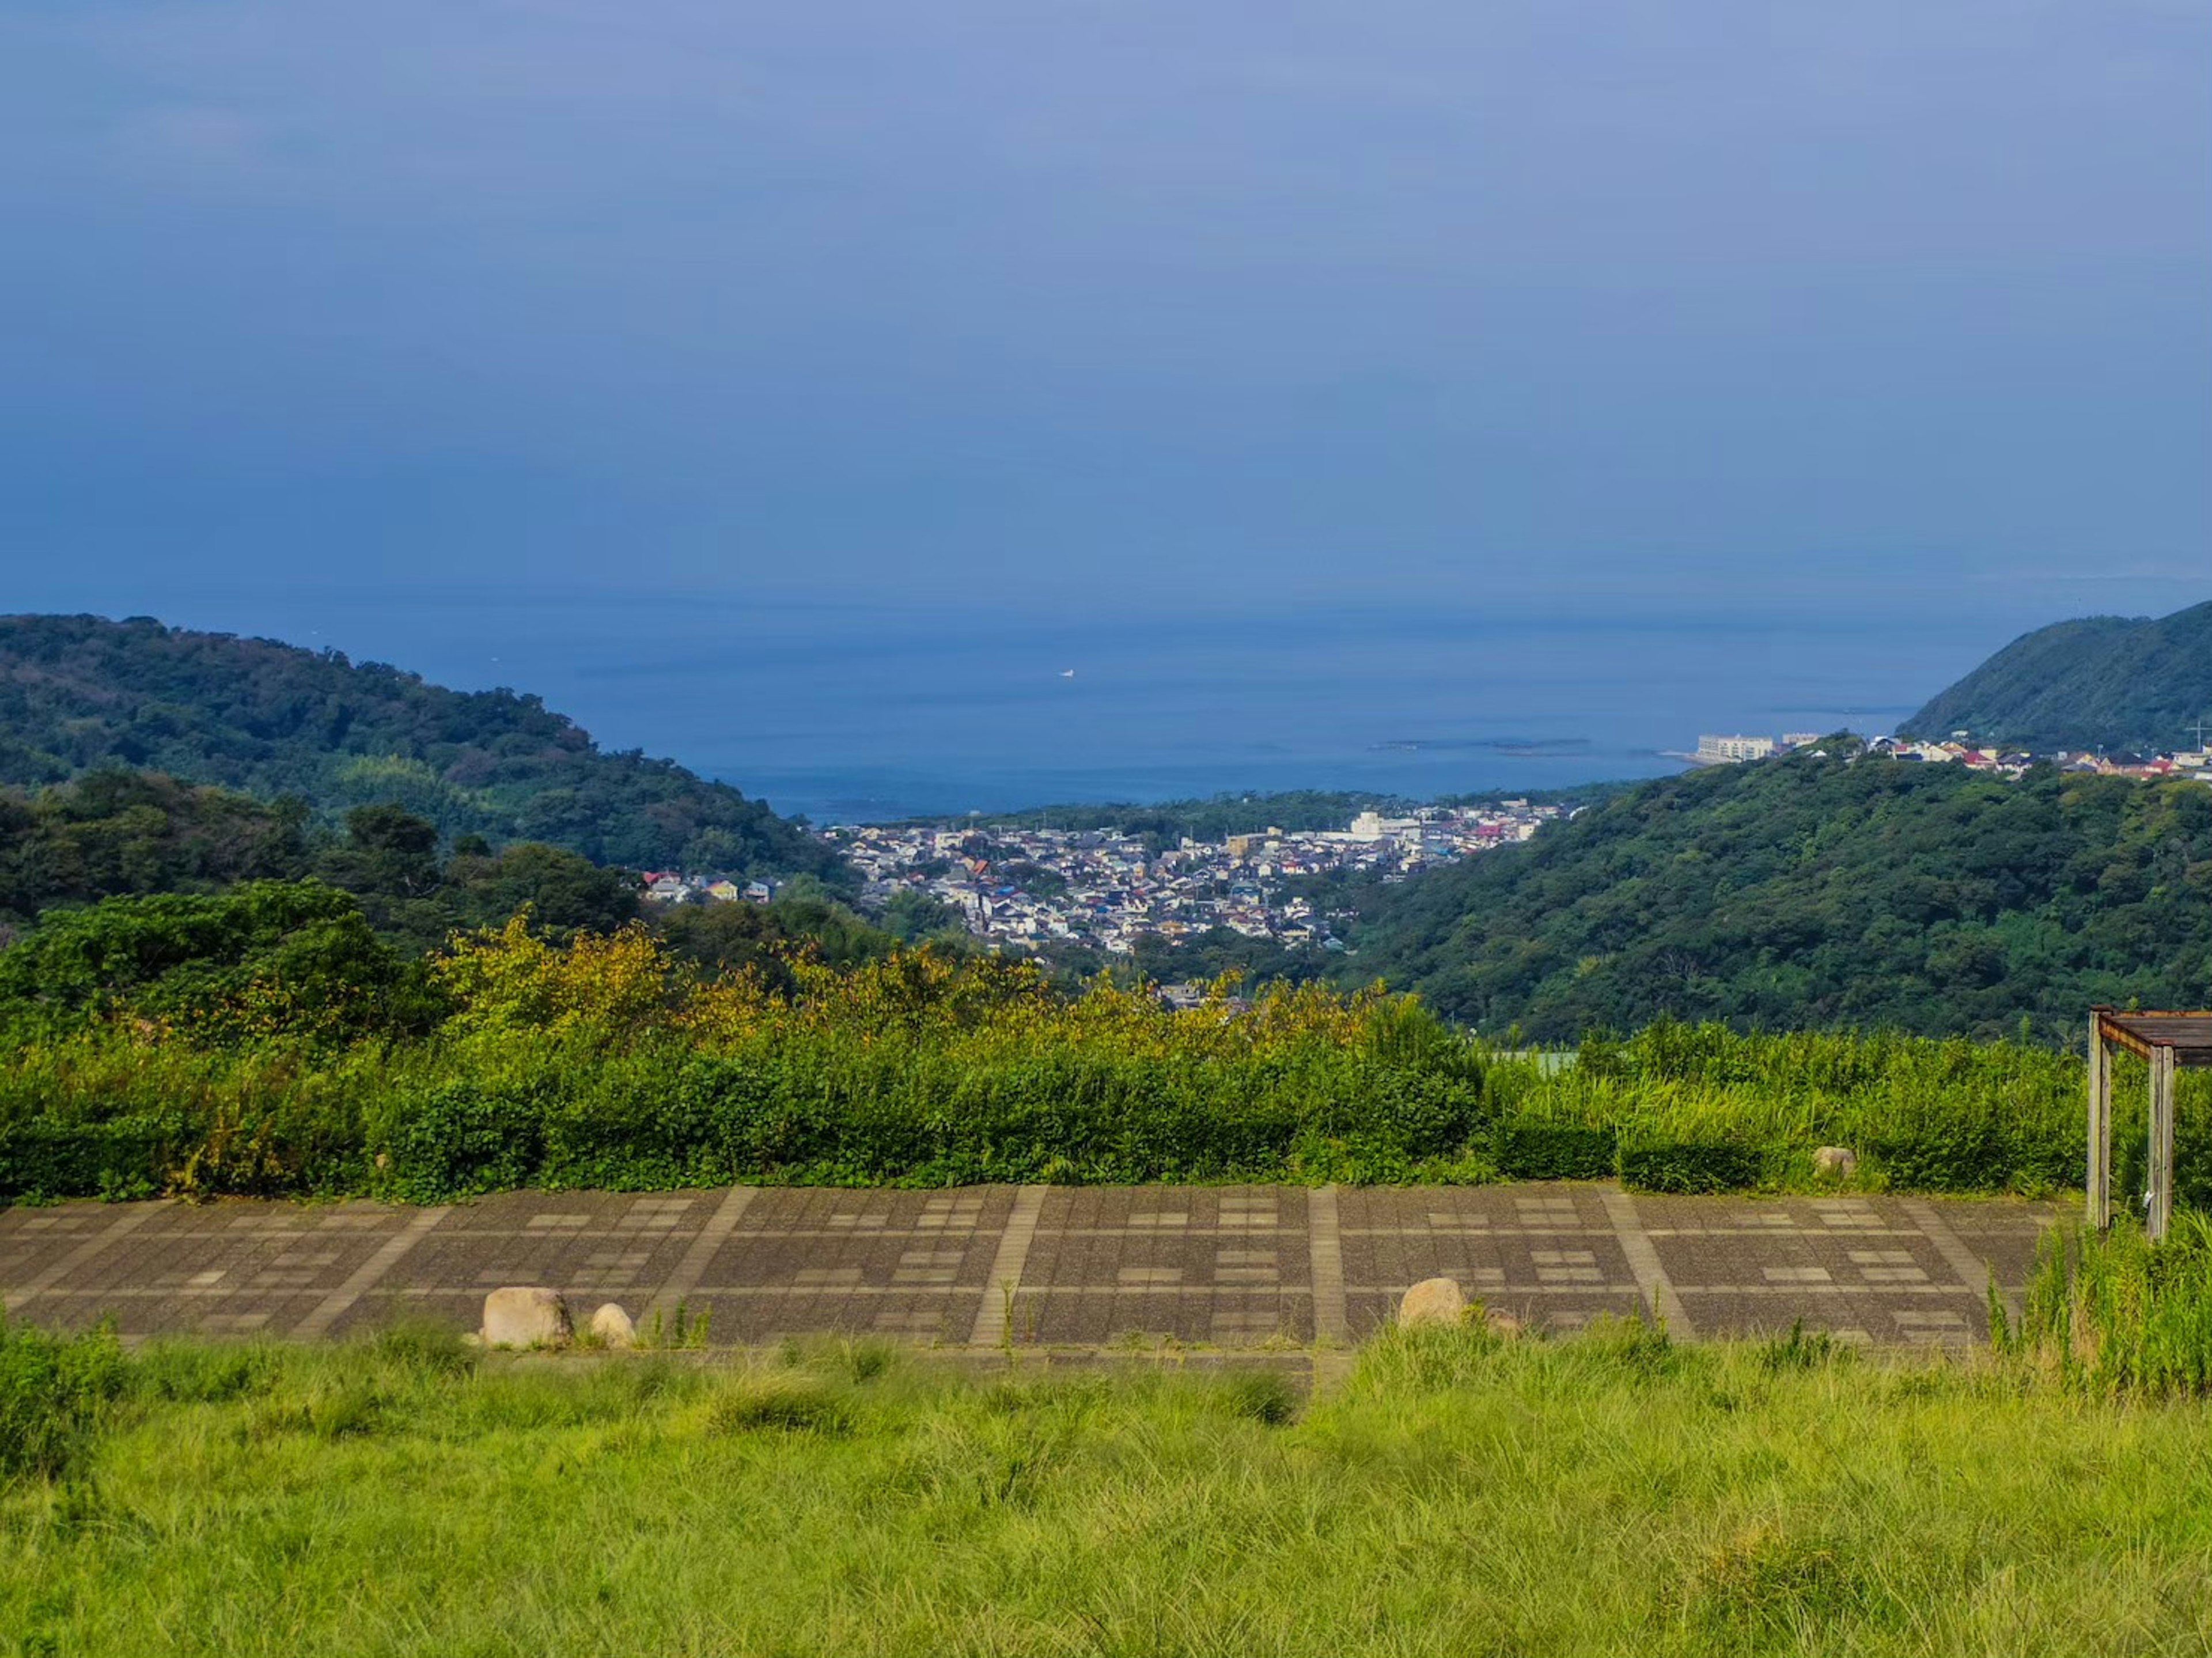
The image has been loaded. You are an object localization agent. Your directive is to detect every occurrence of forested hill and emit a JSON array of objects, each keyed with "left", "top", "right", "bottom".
[
  {"left": 0, "top": 614, "right": 843, "bottom": 881},
  {"left": 1341, "top": 748, "right": 2212, "bottom": 1041},
  {"left": 1902, "top": 600, "right": 2212, "bottom": 753}
]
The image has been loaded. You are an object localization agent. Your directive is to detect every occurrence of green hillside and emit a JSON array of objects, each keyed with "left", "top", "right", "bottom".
[
  {"left": 1340, "top": 746, "right": 2212, "bottom": 1041},
  {"left": 1902, "top": 599, "right": 2212, "bottom": 753},
  {"left": 0, "top": 614, "right": 842, "bottom": 881}
]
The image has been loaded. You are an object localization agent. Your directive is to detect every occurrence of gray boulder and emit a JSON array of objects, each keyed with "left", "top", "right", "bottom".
[
  {"left": 481, "top": 1287, "right": 572, "bottom": 1349},
  {"left": 1398, "top": 1277, "right": 1467, "bottom": 1329},
  {"left": 589, "top": 1302, "right": 638, "bottom": 1349},
  {"left": 1813, "top": 1146, "right": 1859, "bottom": 1180}
]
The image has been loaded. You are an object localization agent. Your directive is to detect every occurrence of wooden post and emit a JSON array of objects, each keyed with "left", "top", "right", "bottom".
[
  {"left": 2149, "top": 1043, "right": 2177, "bottom": 1244},
  {"left": 2087, "top": 1015, "right": 2112, "bottom": 1231}
]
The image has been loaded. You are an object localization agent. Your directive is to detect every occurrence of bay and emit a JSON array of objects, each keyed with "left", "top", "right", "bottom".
[{"left": 230, "top": 594, "right": 2010, "bottom": 824}]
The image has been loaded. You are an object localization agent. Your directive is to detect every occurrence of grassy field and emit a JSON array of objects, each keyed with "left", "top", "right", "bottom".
[{"left": 7, "top": 1313, "right": 2212, "bottom": 1657}]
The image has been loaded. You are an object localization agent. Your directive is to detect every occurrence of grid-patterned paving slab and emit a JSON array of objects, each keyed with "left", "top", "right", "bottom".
[
  {"left": 1016, "top": 1187, "right": 1315, "bottom": 1346},
  {"left": 342, "top": 1191, "right": 719, "bottom": 1337},
  {"left": 1633, "top": 1193, "right": 2043, "bottom": 1348},
  {"left": 681, "top": 1187, "right": 1019, "bottom": 1344},
  {"left": 1338, "top": 1186, "right": 1646, "bottom": 1336},
  {"left": 0, "top": 1185, "right": 2062, "bottom": 1351},
  {"left": 1927, "top": 1197, "right": 2052, "bottom": 1291},
  {"left": 0, "top": 1201, "right": 149, "bottom": 1293},
  {"left": 3, "top": 1200, "right": 418, "bottom": 1338}
]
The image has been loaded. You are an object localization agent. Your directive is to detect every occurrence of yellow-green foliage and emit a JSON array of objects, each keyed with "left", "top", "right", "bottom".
[
  {"left": 1, "top": 913, "right": 2189, "bottom": 1201},
  {"left": 431, "top": 915, "right": 679, "bottom": 1045}
]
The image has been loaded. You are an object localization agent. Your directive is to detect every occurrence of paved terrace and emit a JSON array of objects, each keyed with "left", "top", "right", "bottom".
[{"left": 1, "top": 1185, "right": 2055, "bottom": 1355}]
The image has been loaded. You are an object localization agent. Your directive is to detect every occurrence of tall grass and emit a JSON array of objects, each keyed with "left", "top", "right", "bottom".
[
  {"left": 2001, "top": 1214, "right": 2212, "bottom": 1396},
  {"left": 7, "top": 1323, "right": 2212, "bottom": 1655}
]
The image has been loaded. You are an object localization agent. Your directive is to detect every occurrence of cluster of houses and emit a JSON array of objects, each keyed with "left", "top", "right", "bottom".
[
  {"left": 1870, "top": 736, "right": 2212, "bottom": 781},
  {"left": 638, "top": 872, "right": 778, "bottom": 906},
  {"left": 1698, "top": 730, "right": 2212, "bottom": 783},
  {"left": 820, "top": 803, "right": 1559, "bottom": 954}
]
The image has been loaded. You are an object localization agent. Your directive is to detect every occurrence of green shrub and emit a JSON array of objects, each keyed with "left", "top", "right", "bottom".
[
  {"left": 1494, "top": 1118, "right": 1616, "bottom": 1180},
  {"left": 1618, "top": 1136, "right": 1763, "bottom": 1193},
  {"left": 0, "top": 1313, "right": 127, "bottom": 1483},
  {"left": 0, "top": 1116, "right": 172, "bottom": 1202},
  {"left": 0, "top": 925, "right": 2180, "bottom": 1201}
]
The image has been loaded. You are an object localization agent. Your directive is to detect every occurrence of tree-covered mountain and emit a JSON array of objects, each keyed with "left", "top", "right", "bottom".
[
  {"left": 1902, "top": 600, "right": 2212, "bottom": 754},
  {"left": 0, "top": 614, "right": 843, "bottom": 881},
  {"left": 1339, "top": 747, "right": 2212, "bottom": 1042}
]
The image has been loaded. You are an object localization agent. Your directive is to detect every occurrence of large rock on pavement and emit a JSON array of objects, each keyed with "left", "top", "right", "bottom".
[
  {"left": 589, "top": 1302, "right": 638, "bottom": 1349},
  {"left": 481, "top": 1287, "right": 573, "bottom": 1349},
  {"left": 1398, "top": 1277, "right": 1467, "bottom": 1329}
]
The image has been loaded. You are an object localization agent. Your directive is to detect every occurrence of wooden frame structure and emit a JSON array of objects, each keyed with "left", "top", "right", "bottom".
[{"left": 2088, "top": 1008, "right": 2212, "bottom": 1241}]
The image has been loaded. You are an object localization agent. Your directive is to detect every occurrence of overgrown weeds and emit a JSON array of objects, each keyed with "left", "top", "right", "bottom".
[
  {"left": 0, "top": 1311, "right": 125, "bottom": 1484},
  {"left": 706, "top": 1375, "right": 857, "bottom": 1437},
  {"left": 1999, "top": 1213, "right": 2212, "bottom": 1395}
]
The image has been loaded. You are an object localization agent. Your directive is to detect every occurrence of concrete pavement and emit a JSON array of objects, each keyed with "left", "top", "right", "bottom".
[{"left": 1, "top": 1183, "right": 2055, "bottom": 1353}]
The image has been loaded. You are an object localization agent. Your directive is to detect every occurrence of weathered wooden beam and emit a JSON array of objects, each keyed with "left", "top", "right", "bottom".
[
  {"left": 2089, "top": 1007, "right": 2212, "bottom": 1068},
  {"left": 2149, "top": 1043, "right": 2177, "bottom": 1244},
  {"left": 2087, "top": 1022, "right": 2112, "bottom": 1231}
]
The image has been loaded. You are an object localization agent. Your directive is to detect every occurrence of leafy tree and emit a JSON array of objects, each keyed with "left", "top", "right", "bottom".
[
  {"left": 0, "top": 772, "right": 311, "bottom": 924},
  {"left": 1129, "top": 927, "right": 1333, "bottom": 988},
  {"left": 882, "top": 889, "right": 969, "bottom": 944},
  {"left": 769, "top": 882, "right": 918, "bottom": 971},
  {"left": 431, "top": 915, "right": 676, "bottom": 1047},
  {"left": 443, "top": 841, "right": 639, "bottom": 939},
  {"left": 0, "top": 881, "right": 411, "bottom": 1043},
  {"left": 653, "top": 887, "right": 932, "bottom": 993}
]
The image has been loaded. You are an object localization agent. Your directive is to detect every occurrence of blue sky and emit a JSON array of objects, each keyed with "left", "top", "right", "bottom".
[{"left": 3, "top": 1, "right": 2207, "bottom": 648}]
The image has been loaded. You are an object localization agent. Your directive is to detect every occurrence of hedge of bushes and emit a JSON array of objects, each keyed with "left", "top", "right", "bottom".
[{"left": 0, "top": 910, "right": 2194, "bottom": 1202}]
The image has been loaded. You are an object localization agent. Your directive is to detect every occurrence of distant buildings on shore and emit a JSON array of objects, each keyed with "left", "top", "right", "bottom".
[
  {"left": 1687, "top": 729, "right": 2212, "bottom": 783},
  {"left": 821, "top": 800, "right": 1560, "bottom": 955},
  {"left": 643, "top": 724, "right": 2212, "bottom": 938},
  {"left": 1687, "top": 733, "right": 1823, "bottom": 764},
  {"left": 1869, "top": 736, "right": 2212, "bottom": 781}
]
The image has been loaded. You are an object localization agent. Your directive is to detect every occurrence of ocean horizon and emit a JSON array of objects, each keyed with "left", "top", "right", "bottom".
[{"left": 77, "top": 590, "right": 2028, "bottom": 826}]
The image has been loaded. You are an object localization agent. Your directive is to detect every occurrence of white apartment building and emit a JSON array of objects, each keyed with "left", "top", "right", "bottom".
[{"left": 1696, "top": 734, "right": 1777, "bottom": 764}]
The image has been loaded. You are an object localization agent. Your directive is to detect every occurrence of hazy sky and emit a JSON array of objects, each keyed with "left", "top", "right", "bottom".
[{"left": 4, "top": 1, "right": 2208, "bottom": 641}]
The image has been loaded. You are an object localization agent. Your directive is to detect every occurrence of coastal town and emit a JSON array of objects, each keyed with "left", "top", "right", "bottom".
[
  {"left": 816, "top": 801, "right": 1560, "bottom": 954},
  {"left": 632, "top": 800, "right": 1568, "bottom": 947},
  {"left": 632, "top": 727, "right": 2212, "bottom": 947},
  {"left": 643, "top": 800, "right": 1560, "bottom": 950}
]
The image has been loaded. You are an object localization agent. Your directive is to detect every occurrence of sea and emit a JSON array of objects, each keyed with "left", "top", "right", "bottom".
[{"left": 206, "top": 593, "right": 2039, "bottom": 826}]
